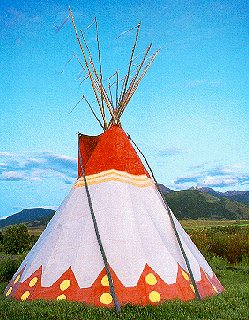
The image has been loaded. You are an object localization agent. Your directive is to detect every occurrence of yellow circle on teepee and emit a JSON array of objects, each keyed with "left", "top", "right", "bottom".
[
  {"left": 100, "top": 292, "right": 113, "bottom": 305},
  {"left": 57, "top": 294, "right": 67, "bottom": 300},
  {"left": 190, "top": 284, "right": 195, "bottom": 292},
  {"left": 14, "top": 274, "right": 20, "bottom": 284},
  {"left": 21, "top": 291, "right": 30, "bottom": 301},
  {"left": 60, "top": 279, "right": 71, "bottom": 291},
  {"left": 6, "top": 287, "right": 12, "bottom": 297},
  {"left": 101, "top": 275, "right": 109, "bottom": 286},
  {"left": 29, "top": 277, "right": 38, "bottom": 287},
  {"left": 212, "top": 285, "right": 218, "bottom": 293},
  {"left": 145, "top": 273, "right": 157, "bottom": 285},
  {"left": 182, "top": 270, "right": 190, "bottom": 281},
  {"left": 149, "top": 291, "right": 160, "bottom": 302}
]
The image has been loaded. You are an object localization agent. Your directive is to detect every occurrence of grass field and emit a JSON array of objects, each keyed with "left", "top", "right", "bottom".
[
  {"left": 0, "top": 257, "right": 248, "bottom": 320},
  {"left": 181, "top": 219, "right": 249, "bottom": 229},
  {"left": 0, "top": 220, "right": 248, "bottom": 319},
  {"left": 27, "top": 219, "right": 249, "bottom": 236}
]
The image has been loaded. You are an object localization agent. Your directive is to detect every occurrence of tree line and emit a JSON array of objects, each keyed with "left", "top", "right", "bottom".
[{"left": 0, "top": 224, "right": 38, "bottom": 254}]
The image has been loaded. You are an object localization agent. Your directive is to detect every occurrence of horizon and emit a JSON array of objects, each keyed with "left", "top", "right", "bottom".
[
  {"left": 2, "top": 185, "right": 249, "bottom": 219},
  {"left": 1, "top": 0, "right": 248, "bottom": 217}
]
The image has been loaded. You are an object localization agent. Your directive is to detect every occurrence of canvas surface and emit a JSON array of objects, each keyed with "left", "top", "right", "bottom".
[{"left": 4, "top": 126, "right": 223, "bottom": 305}]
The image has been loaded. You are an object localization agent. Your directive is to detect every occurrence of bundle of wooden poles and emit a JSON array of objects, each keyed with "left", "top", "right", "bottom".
[{"left": 69, "top": 7, "right": 159, "bottom": 130}]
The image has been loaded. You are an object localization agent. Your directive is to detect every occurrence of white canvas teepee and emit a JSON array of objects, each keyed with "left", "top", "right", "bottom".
[{"left": 4, "top": 9, "right": 223, "bottom": 310}]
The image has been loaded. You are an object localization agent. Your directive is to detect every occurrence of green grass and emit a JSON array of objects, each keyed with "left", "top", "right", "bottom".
[
  {"left": 27, "top": 220, "right": 249, "bottom": 236},
  {"left": 181, "top": 219, "right": 249, "bottom": 229},
  {"left": 0, "top": 258, "right": 248, "bottom": 320}
]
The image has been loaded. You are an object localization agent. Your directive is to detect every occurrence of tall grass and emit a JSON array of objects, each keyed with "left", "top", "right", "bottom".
[{"left": 187, "top": 225, "right": 249, "bottom": 263}]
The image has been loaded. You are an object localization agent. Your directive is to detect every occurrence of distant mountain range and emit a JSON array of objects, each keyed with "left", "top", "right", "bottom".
[
  {"left": 190, "top": 187, "right": 249, "bottom": 206},
  {"left": 158, "top": 184, "right": 172, "bottom": 194},
  {"left": 0, "top": 208, "right": 55, "bottom": 229},
  {"left": 164, "top": 189, "right": 249, "bottom": 220},
  {"left": 158, "top": 185, "right": 249, "bottom": 220},
  {"left": 0, "top": 187, "right": 248, "bottom": 229},
  {"left": 159, "top": 185, "right": 249, "bottom": 206}
]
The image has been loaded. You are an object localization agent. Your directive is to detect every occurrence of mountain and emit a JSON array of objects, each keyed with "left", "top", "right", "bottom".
[
  {"left": 0, "top": 208, "right": 55, "bottom": 229},
  {"left": 164, "top": 189, "right": 249, "bottom": 220},
  {"left": 197, "top": 187, "right": 249, "bottom": 206},
  {"left": 222, "top": 191, "right": 249, "bottom": 205},
  {"left": 197, "top": 187, "right": 223, "bottom": 197},
  {"left": 158, "top": 184, "right": 173, "bottom": 194},
  {"left": 1, "top": 187, "right": 249, "bottom": 230}
]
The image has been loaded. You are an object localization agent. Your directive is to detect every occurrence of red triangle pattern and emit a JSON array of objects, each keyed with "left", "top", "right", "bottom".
[{"left": 5, "top": 264, "right": 223, "bottom": 306}]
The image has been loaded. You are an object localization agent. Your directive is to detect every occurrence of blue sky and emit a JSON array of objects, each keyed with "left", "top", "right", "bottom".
[{"left": 0, "top": 0, "right": 249, "bottom": 218}]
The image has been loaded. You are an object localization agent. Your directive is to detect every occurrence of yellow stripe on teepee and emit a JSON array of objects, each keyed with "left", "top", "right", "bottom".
[{"left": 74, "top": 169, "right": 153, "bottom": 189}]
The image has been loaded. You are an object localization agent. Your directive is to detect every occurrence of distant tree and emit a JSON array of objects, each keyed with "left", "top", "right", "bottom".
[
  {"left": 30, "top": 234, "right": 39, "bottom": 247},
  {"left": 0, "top": 231, "right": 4, "bottom": 252},
  {"left": 3, "top": 224, "right": 30, "bottom": 254}
]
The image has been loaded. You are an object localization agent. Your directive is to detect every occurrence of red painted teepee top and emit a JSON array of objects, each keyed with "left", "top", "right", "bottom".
[{"left": 78, "top": 125, "right": 150, "bottom": 178}]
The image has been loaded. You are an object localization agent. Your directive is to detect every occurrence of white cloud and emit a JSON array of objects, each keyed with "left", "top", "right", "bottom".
[
  {"left": 0, "top": 151, "right": 77, "bottom": 184},
  {"left": 172, "top": 162, "right": 249, "bottom": 190},
  {"left": 1, "top": 171, "right": 27, "bottom": 181},
  {"left": 201, "top": 176, "right": 237, "bottom": 187}
]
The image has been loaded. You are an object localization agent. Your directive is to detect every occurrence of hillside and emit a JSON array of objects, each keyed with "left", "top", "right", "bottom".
[
  {"left": 1, "top": 188, "right": 249, "bottom": 230},
  {"left": 164, "top": 189, "right": 249, "bottom": 220},
  {"left": 158, "top": 184, "right": 172, "bottom": 194},
  {"left": 0, "top": 208, "right": 55, "bottom": 229},
  {"left": 197, "top": 187, "right": 249, "bottom": 206}
]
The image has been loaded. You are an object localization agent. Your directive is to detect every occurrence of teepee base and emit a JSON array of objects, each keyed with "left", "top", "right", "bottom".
[{"left": 5, "top": 263, "right": 223, "bottom": 306}]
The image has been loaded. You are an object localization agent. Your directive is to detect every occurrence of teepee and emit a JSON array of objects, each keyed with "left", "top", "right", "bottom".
[{"left": 4, "top": 9, "right": 223, "bottom": 311}]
